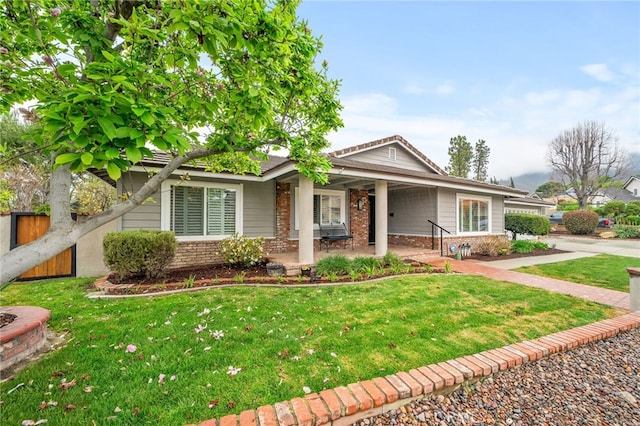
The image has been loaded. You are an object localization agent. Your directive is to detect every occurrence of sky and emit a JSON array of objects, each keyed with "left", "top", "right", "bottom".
[{"left": 296, "top": 0, "right": 640, "bottom": 179}]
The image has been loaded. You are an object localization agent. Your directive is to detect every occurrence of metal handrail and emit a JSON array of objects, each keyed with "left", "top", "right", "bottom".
[{"left": 427, "top": 220, "right": 451, "bottom": 256}]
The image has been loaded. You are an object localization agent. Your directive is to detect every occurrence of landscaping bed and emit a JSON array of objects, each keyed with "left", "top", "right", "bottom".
[{"left": 96, "top": 260, "right": 443, "bottom": 295}]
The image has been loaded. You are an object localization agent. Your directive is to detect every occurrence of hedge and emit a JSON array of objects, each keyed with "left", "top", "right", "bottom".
[
  {"left": 563, "top": 210, "right": 599, "bottom": 235},
  {"left": 103, "top": 230, "right": 176, "bottom": 281},
  {"left": 505, "top": 213, "right": 550, "bottom": 240}
]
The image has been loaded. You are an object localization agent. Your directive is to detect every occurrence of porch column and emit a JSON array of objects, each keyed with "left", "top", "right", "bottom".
[
  {"left": 298, "top": 175, "right": 314, "bottom": 265},
  {"left": 375, "top": 180, "right": 388, "bottom": 256}
]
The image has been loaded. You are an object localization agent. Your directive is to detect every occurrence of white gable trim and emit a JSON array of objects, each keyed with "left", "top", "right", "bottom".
[{"left": 333, "top": 138, "right": 443, "bottom": 175}]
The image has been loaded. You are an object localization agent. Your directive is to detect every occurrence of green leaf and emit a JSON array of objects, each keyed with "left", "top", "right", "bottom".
[
  {"left": 72, "top": 134, "right": 89, "bottom": 148},
  {"left": 112, "top": 75, "right": 127, "bottom": 82},
  {"left": 106, "top": 162, "right": 122, "bottom": 181},
  {"left": 97, "top": 117, "right": 117, "bottom": 140},
  {"left": 115, "top": 127, "right": 132, "bottom": 139},
  {"left": 125, "top": 146, "right": 142, "bottom": 163},
  {"left": 73, "top": 94, "right": 94, "bottom": 103},
  {"left": 105, "top": 148, "right": 120, "bottom": 159},
  {"left": 102, "top": 50, "right": 115, "bottom": 62},
  {"left": 57, "top": 63, "right": 77, "bottom": 78},
  {"left": 55, "top": 153, "right": 81, "bottom": 165},
  {"left": 80, "top": 152, "right": 94, "bottom": 165},
  {"left": 140, "top": 112, "right": 155, "bottom": 126},
  {"left": 132, "top": 106, "right": 146, "bottom": 117},
  {"left": 129, "top": 129, "right": 144, "bottom": 139}
]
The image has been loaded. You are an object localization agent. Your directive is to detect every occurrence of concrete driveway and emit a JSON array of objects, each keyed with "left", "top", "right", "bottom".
[{"left": 483, "top": 235, "right": 639, "bottom": 269}]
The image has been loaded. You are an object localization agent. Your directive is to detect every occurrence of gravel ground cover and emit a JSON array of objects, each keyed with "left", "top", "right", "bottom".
[{"left": 355, "top": 327, "right": 640, "bottom": 426}]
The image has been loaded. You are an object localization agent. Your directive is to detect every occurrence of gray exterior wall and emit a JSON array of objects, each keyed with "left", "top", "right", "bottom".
[
  {"left": 243, "top": 180, "right": 276, "bottom": 237},
  {"left": 119, "top": 172, "right": 275, "bottom": 237},
  {"left": 388, "top": 187, "right": 437, "bottom": 235},
  {"left": 436, "top": 188, "right": 457, "bottom": 233},
  {"left": 436, "top": 188, "right": 504, "bottom": 235},
  {"left": 341, "top": 143, "right": 435, "bottom": 173},
  {"left": 118, "top": 173, "right": 161, "bottom": 230}
]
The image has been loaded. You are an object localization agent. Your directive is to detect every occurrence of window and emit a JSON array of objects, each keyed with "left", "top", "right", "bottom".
[
  {"left": 457, "top": 194, "right": 491, "bottom": 234},
  {"left": 388, "top": 147, "right": 397, "bottom": 160},
  {"left": 294, "top": 188, "right": 345, "bottom": 229},
  {"left": 161, "top": 180, "right": 242, "bottom": 240}
]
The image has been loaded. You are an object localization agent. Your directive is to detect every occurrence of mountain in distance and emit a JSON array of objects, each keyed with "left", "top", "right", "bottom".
[
  {"left": 498, "top": 171, "right": 552, "bottom": 193},
  {"left": 498, "top": 152, "right": 640, "bottom": 193}
]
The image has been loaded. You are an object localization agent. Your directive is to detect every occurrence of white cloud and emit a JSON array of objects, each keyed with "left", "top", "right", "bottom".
[
  {"left": 327, "top": 70, "right": 639, "bottom": 178},
  {"left": 580, "top": 63, "right": 615, "bottom": 82},
  {"left": 434, "top": 83, "right": 455, "bottom": 96}
]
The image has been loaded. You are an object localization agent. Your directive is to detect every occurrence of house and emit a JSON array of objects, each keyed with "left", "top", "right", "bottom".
[
  {"left": 102, "top": 135, "right": 528, "bottom": 267},
  {"left": 623, "top": 176, "right": 640, "bottom": 198},
  {"left": 561, "top": 177, "right": 640, "bottom": 207},
  {"left": 504, "top": 193, "right": 554, "bottom": 216}
]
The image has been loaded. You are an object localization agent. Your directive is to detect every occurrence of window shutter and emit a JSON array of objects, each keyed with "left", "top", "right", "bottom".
[
  {"left": 206, "top": 188, "right": 236, "bottom": 235},
  {"left": 171, "top": 186, "right": 204, "bottom": 236}
]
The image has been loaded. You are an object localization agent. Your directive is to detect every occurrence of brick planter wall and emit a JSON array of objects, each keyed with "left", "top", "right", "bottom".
[
  {"left": 349, "top": 189, "right": 369, "bottom": 248},
  {"left": 0, "top": 306, "right": 51, "bottom": 373},
  {"left": 390, "top": 234, "right": 508, "bottom": 256}
]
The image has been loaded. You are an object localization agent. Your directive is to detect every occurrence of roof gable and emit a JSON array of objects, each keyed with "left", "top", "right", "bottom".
[{"left": 329, "top": 135, "right": 447, "bottom": 175}]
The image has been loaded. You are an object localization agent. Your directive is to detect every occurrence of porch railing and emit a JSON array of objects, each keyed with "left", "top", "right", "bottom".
[{"left": 428, "top": 220, "right": 451, "bottom": 257}]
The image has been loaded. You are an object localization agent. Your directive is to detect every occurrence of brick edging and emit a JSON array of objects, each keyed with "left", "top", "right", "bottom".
[{"left": 191, "top": 312, "right": 640, "bottom": 426}]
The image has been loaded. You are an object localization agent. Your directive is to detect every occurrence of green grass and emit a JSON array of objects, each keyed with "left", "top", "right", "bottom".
[
  {"left": 514, "top": 254, "right": 639, "bottom": 292},
  {"left": 0, "top": 275, "right": 617, "bottom": 425}
]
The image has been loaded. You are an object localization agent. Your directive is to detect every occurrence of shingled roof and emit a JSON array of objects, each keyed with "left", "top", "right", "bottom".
[{"left": 328, "top": 135, "right": 447, "bottom": 175}]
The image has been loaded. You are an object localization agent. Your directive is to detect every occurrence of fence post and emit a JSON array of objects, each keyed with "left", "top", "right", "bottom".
[{"left": 627, "top": 267, "right": 640, "bottom": 312}]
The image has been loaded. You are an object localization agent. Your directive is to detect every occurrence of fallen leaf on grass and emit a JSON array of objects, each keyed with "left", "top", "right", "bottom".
[
  {"left": 208, "top": 399, "right": 220, "bottom": 409},
  {"left": 227, "top": 401, "right": 237, "bottom": 409}
]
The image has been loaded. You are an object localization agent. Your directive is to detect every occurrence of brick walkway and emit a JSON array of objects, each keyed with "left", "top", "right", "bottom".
[{"left": 193, "top": 256, "right": 638, "bottom": 426}]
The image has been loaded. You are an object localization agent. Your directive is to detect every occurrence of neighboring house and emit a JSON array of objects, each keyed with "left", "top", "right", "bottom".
[
  {"left": 504, "top": 193, "right": 554, "bottom": 215},
  {"left": 623, "top": 176, "right": 640, "bottom": 198},
  {"left": 97, "top": 135, "right": 528, "bottom": 267},
  {"left": 563, "top": 182, "right": 640, "bottom": 207}
]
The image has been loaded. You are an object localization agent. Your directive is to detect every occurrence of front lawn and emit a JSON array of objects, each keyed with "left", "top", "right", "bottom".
[
  {"left": 0, "top": 275, "right": 616, "bottom": 425},
  {"left": 514, "top": 254, "right": 639, "bottom": 292}
]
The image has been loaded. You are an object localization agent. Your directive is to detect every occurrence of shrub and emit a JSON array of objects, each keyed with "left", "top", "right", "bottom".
[
  {"left": 617, "top": 215, "right": 640, "bottom": 226},
  {"left": 563, "top": 210, "right": 599, "bottom": 234},
  {"left": 625, "top": 201, "right": 640, "bottom": 217},
  {"left": 382, "top": 251, "right": 404, "bottom": 268},
  {"left": 511, "top": 240, "right": 534, "bottom": 254},
  {"left": 531, "top": 241, "right": 549, "bottom": 250},
  {"left": 351, "top": 256, "right": 381, "bottom": 273},
  {"left": 315, "top": 254, "right": 352, "bottom": 276},
  {"left": 103, "top": 230, "right": 176, "bottom": 281},
  {"left": 218, "top": 234, "right": 265, "bottom": 267},
  {"left": 613, "top": 224, "right": 640, "bottom": 239},
  {"left": 474, "top": 236, "right": 512, "bottom": 257},
  {"left": 557, "top": 200, "right": 579, "bottom": 211},
  {"left": 505, "top": 213, "right": 550, "bottom": 240},
  {"left": 601, "top": 201, "right": 626, "bottom": 218}
]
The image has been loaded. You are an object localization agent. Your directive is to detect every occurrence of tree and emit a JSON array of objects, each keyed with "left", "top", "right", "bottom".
[
  {"left": 0, "top": 114, "right": 50, "bottom": 211},
  {"left": 535, "top": 181, "right": 566, "bottom": 198},
  {"left": 472, "top": 139, "right": 490, "bottom": 181},
  {"left": 546, "top": 121, "right": 628, "bottom": 209},
  {"left": 445, "top": 135, "right": 473, "bottom": 177},
  {"left": 509, "top": 177, "right": 515, "bottom": 188},
  {"left": 0, "top": 0, "right": 342, "bottom": 285}
]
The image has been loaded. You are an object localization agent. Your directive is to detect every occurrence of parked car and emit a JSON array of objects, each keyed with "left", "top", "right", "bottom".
[
  {"left": 548, "top": 211, "right": 566, "bottom": 225},
  {"left": 598, "top": 217, "right": 615, "bottom": 228}
]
